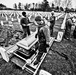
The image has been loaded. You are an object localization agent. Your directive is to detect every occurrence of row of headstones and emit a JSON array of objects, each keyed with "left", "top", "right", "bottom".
[
  {"left": 0, "top": 12, "right": 75, "bottom": 75},
  {"left": 56, "top": 13, "right": 76, "bottom": 42},
  {"left": 0, "top": 11, "right": 64, "bottom": 44},
  {"left": 0, "top": 11, "right": 62, "bottom": 31},
  {"left": 0, "top": 11, "right": 64, "bottom": 41},
  {"left": 0, "top": 12, "right": 22, "bottom": 23},
  {"left": 0, "top": 12, "right": 65, "bottom": 75},
  {"left": 0, "top": 12, "right": 22, "bottom": 18},
  {"left": 55, "top": 13, "right": 67, "bottom": 42},
  {"left": 0, "top": 11, "right": 22, "bottom": 31},
  {"left": 0, "top": 19, "right": 23, "bottom": 32},
  {"left": 0, "top": 11, "right": 62, "bottom": 21}
]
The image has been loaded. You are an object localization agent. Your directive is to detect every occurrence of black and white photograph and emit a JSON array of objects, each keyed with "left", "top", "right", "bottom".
[{"left": 0, "top": 0, "right": 76, "bottom": 75}]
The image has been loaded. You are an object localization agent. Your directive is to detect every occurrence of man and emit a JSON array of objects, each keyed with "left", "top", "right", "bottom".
[
  {"left": 43, "top": 17, "right": 50, "bottom": 43},
  {"left": 64, "top": 16, "right": 74, "bottom": 40},
  {"left": 73, "top": 25, "right": 76, "bottom": 39},
  {"left": 49, "top": 11, "right": 55, "bottom": 36},
  {"left": 5, "top": 27, "right": 13, "bottom": 47},
  {"left": 20, "top": 12, "right": 31, "bottom": 38},
  {"left": 34, "top": 16, "right": 49, "bottom": 65},
  {"left": 72, "top": 16, "right": 76, "bottom": 39}
]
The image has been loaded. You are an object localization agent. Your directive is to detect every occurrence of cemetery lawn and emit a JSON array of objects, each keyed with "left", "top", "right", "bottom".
[
  {"left": 41, "top": 38, "right": 76, "bottom": 75},
  {"left": 0, "top": 38, "right": 76, "bottom": 75}
]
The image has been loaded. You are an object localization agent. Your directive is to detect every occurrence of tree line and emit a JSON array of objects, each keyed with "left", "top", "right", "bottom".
[
  {"left": 13, "top": 0, "right": 64, "bottom": 12},
  {"left": 0, "top": 0, "right": 76, "bottom": 12},
  {"left": 13, "top": 0, "right": 76, "bottom": 12}
]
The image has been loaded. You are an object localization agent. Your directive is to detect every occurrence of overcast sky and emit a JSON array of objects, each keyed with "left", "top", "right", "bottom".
[{"left": 0, "top": 0, "right": 76, "bottom": 8}]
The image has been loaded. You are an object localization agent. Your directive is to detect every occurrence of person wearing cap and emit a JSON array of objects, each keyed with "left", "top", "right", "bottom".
[
  {"left": 73, "top": 16, "right": 76, "bottom": 39},
  {"left": 64, "top": 16, "right": 74, "bottom": 40},
  {"left": 20, "top": 11, "right": 31, "bottom": 38},
  {"left": 49, "top": 11, "right": 55, "bottom": 36},
  {"left": 34, "top": 16, "right": 49, "bottom": 65}
]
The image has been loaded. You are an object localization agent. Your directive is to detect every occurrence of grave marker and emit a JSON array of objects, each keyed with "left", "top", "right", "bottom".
[
  {"left": 56, "top": 31, "right": 64, "bottom": 42},
  {"left": 0, "top": 47, "right": 9, "bottom": 62},
  {"left": 39, "top": 70, "right": 52, "bottom": 75}
]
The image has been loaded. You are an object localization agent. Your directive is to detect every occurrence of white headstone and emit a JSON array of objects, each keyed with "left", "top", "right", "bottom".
[
  {"left": 6, "top": 16, "right": 8, "bottom": 21},
  {"left": 39, "top": 70, "right": 52, "bottom": 75},
  {"left": 0, "top": 47, "right": 9, "bottom": 62},
  {"left": 1, "top": 21, "right": 3, "bottom": 26},
  {"left": 56, "top": 31, "right": 63, "bottom": 42}
]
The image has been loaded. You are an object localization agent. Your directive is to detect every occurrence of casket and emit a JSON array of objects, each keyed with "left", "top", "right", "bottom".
[{"left": 16, "top": 32, "right": 38, "bottom": 50}]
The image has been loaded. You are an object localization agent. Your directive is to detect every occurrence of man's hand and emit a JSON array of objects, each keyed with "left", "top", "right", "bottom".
[
  {"left": 33, "top": 21, "right": 38, "bottom": 26},
  {"left": 27, "top": 23, "right": 33, "bottom": 26}
]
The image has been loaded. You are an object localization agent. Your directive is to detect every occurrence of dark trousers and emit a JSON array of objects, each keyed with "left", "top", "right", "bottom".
[
  {"left": 36, "top": 44, "right": 47, "bottom": 62},
  {"left": 64, "top": 28, "right": 71, "bottom": 39},
  {"left": 5, "top": 30, "right": 12, "bottom": 47},
  {"left": 23, "top": 26, "right": 30, "bottom": 38},
  {"left": 36, "top": 51, "right": 43, "bottom": 62},
  {"left": 50, "top": 25, "right": 54, "bottom": 36},
  {"left": 73, "top": 26, "right": 76, "bottom": 39}
]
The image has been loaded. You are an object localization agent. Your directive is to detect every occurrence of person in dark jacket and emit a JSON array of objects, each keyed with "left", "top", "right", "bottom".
[
  {"left": 73, "top": 26, "right": 76, "bottom": 39},
  {"left": 34, "top": 16, "right": 49, "bottom": 65},
  {"left": 20, "top": 12, "right": 31, "bottom": 38},
  {"left": 64, "top": 17, "right": 74, "bottom": 40},
  {"left": 72, "top": 17, "right": 76, "bottom": 39},
  {"left": 49, "top": 11, "right": 55, "bottom": 36},
  {"left": 5, "top": 27, "right": 13, "bottom": 47}
]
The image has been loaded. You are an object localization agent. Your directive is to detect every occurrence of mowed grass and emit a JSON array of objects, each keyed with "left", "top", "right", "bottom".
[
  {"left": 41, "top": 38, "right": 76, "bottom": 75},
  {"left": 0, "top": 12, "right": 76, "bottom": 75},
  {"left": 0, "top": 59, "right": 32, "bottom": 75},
  {"left": 0, "top": 36, "right": 76, "bottom": 75}
]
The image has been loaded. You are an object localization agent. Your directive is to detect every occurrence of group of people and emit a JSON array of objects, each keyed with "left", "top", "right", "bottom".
[
  {"left": 20, "top": 11, "right": 56, "bottom": 65},
  {"left": 64, "top": 15, "right": 76, "bottom": 40},
  {"left": 20, "top": 11, "right": 55, "bottom": 38},
  {"left": 20, "top": 11, "right": 76, "bottom": 65},
  {"left": 20, "top": 12, "right": 31, "bottom": 38}
]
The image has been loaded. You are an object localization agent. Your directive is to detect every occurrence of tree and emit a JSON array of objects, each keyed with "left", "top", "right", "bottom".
[
  {"left": 0, "top": 4, "right": 6, "bottom": 9},
  {"left": 56, "top": 6, "right": 59, "bottom": 11},
  {"left": 54, "top": 0, "right": 62, "bottom": 7},
  {"left": 13, "top": 3, "right": 17, "bottom": 9},
  {"left": 0, "top": 4, "right": 6, "bottom": 7},
  {"left": 58, "top": 0, "right": 61, "bottom": 6},
  {"left": 24, "top": 3, "right": 29, "bottom": 10},
  {"left": 32, "top": 3, "right": 35, "bottom": 10},
  {"left": 67, "top": 0, "right": 72, "bottom": 8},
  {"left": 41, "top": 0, "right": 50, "bottom": 11},
  {"left": 54, "top": 0, "right": 58, "bottom": 6},
  {"left": 60, "top": 7, "right": 64, "bottom": 11},
  {"left": 52, "top": 3, "right": 54, "bottom": 9},
  {"left": 35, "top": 3, "right": 38, "bottom": 9},
  {"left": 18, "top": 2, "right": 22, "bottom": 10},
  {"left": 71, "top": 8, "right": 74, "bottom": 12}
]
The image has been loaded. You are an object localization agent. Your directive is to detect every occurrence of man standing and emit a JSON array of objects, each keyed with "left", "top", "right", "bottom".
[
  {"left": 49, "top": 11, "right": 55, "bottom": 36},
  {"left": 34, "top": 16, "right": 49, "bottom": 65},
  {"left": 64, "top": 17, "right": 74, "bottom": 40},
  {"left": 20, "top": 12, "right": 31, "bottom": 38},
  {"left": 5, "top": 27, "right": 13, "bottom": 47}
]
